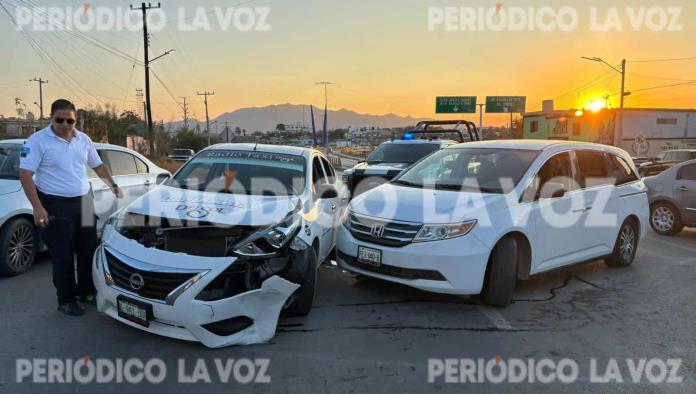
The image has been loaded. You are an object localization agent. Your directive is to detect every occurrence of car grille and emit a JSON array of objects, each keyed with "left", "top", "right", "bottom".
[
  {"left": 348, "top": 213, "right": 422, "bottom": 247},
  {"left": 337, "top": 250, "right": 445, "bottom": 281},
  {"left": 105, "top": 250, "right": 198, "bottom": 301}
]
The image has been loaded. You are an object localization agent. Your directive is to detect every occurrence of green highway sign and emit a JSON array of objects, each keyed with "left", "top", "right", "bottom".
[
  {"left": 436, "top": 96, "right": 477, "bottom": 114},
  {"left": 485, "top": 96, "right": 526, "bottom": 113}
]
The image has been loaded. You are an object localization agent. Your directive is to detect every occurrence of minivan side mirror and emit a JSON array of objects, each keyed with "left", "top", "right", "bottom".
[
  {"left": 539, "top": 182, "right": 565, "bottom": 199},
  {"left": 156, "top": 173, "right": 171, "bottom": 185},
  {"left": 317, "top": 183, "right": 338, "bottom": 199}
]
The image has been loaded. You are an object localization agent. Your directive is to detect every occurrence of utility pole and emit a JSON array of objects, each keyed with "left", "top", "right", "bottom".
[
  {"left": 224, "top": 121, "right": 230, "bottom": 143},
  {"left": 180, "top": 97, "right": 189, "bottom": 130},
  {"left": 618, "top": 59, "right": 627, "bottom": 146},
  {"left": 580, "top": 56, "right": 628, "bottom": 146},
  {"left": 131, "top": 2, "right": 161, "bottom": 156},
  {"left": 135, "top": 88, "right": 144, "bottom": 119},
  {"left": 477, "top": 103, "right": 485, "bottom": 140},
  {"left": 29, "top": 78, "right": 47, "bottom": 120},
  {"left": 197, "top": 91, "right": 214, "bottom": 145}
]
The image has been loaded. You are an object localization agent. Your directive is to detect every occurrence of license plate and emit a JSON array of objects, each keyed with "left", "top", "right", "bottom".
[
  {"left": 117, "top": 296, "right": 153, "bottom": 327},
  {"left": 358, "top": 246, "right": 382, "bottom": 267}
]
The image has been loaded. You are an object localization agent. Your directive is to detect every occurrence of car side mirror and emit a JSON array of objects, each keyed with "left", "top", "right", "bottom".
[
  {"left": 317, "top": 183, "right": 338, "bottom": 199},
  {"left": 156, "top": 173, "right": 170, "bottom": 185},
  {"left": 539, "top": 182, "right": 565, "bottom": 199}
]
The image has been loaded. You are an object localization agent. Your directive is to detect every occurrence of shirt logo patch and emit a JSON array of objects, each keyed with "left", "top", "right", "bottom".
[{"left": 20, "top": 146, "right": 30, "bottom": 158}]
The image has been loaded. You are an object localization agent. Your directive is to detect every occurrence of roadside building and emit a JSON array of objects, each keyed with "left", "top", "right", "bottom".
[{"left": 523, "top": 101, "right": 696, "bottom": 157}]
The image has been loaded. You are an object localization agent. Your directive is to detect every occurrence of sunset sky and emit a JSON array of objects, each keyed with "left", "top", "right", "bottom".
[{"left": 1, "top": 0, "right": 695, "bottom": 126}]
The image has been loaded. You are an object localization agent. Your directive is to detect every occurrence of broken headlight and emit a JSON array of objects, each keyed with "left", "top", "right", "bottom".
[{"left": 233, "top": 206, "right": 304, "bottom": 258}]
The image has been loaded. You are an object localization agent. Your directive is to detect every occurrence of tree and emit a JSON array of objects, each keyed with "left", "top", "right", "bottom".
[
  {"left": 275, "top": 123, "right": 286, "bottom": 131},
  {"left": 174, "top": 128, "right": 208, "bottom": 153}
]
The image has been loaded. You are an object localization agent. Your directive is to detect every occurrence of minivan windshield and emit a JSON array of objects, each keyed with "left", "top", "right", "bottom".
[
  {"left": 393, "top": 148, "right": 540, "bottom": 194},
  {"left": 167, "top": 150, "right": 306, "bottom": 196}
]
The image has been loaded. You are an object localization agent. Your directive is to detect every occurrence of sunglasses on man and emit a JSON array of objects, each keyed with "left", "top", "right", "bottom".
[{"left": 53, "top": 117, "right": 76, "bottom": 125}]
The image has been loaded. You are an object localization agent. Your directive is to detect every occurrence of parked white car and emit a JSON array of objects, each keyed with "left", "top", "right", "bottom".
[
  {"left": 337, "top": 140, "right": 649, "bottom": 307},
  {"left": 93, "top": 144, "right": 347, "bottom": 347},
  {"left": 0, "top": 139, "right": 170, "bottom": 276}
]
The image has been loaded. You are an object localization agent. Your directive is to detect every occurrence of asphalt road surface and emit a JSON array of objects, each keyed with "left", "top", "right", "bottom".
[{"left": 1, "top": 229, "right": 695, "bottom": 393}]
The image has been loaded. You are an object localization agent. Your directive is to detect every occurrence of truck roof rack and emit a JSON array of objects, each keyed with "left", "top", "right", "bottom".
[{"left": 410, "top": 120, "right": 480, "bottom": 143}]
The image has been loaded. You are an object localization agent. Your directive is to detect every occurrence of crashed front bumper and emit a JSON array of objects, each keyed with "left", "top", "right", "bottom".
[{"left": 93, "top": 226, "right": 301, "bottom": 348}]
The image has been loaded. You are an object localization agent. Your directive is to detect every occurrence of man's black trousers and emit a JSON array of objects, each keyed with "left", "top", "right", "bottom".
[{"left": 38, "top": 191, "right": 98, "bottom": 305}]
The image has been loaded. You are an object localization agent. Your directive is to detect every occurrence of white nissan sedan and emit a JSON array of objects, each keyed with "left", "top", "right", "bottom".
[
  {"left": 94, "top": 144, "right": 347, "bottom": 347},
  {"left": 336, "top": 140, "right": 649, "bottom": 307}
]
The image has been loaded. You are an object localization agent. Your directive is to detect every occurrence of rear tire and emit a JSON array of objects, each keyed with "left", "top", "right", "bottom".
[
  {"left": 0, "top": 218, "right": 37, "bottom": 277},
  {"left": 650, "top": 202, "right": 683, "bottom": 236},
  {"left": 483, "top": 237, "right": 518, "bottom": 307},
  {"left": 285, "top": 244, "right": 318, "bottom": 316},
  {"left": 605, "top": 219, "right": 639, "bottom": 267}
]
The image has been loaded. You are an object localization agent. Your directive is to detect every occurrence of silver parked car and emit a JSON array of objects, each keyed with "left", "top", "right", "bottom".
[
  {"left": 168, "top": 148, "right": 195, "bottom": 162},
  {"left": 0, "top": 139, "right": 171, "bottom": 276},
  {"left": 644, "top": 159, "right": 696, "bottom": 235}
]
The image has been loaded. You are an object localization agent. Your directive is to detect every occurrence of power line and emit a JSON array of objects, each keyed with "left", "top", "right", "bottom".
[
  {"left": 629, "top": 56, "right": 696, "bottom": 63},
  {"left": 629, "top": 81, "right": 696, "bottom": 94},
  {"left": 627, "top": 72, "right": 696, "bottom": 83},
  {"left": 552, "top": 70, "right": 614, "bottom": 100},
  {"left": 0, "top": 1, "right": 106, "bottom": 107}
]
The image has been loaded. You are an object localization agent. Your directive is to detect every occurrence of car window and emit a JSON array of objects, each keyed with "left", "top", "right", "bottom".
[
  {"left": 576, "top": 151, "right": 611, "bottom": 188},
  {"left": 103, "top": 150, "right": 138, "bottom": 176},
  {"left": 367, "top": 143, "right": 439, "bottom": 164},
  {"left": 0, "top": 144, "right": 21, "bottom": 180},
  {"left": 167, "top": 150, "right": 306, "bottom": 195},
  {"left": 320, "top": 157, "right": 335, "bottom": 184},
  {"left": 608, "top": 154, "right": 639, "bottom": 186},
  {"left": 395, "top": 148, "right": 539, "bottom": 194},
  {"left": 678, "top": 164, "right": 696, "bottom": 181},
  {"left": 85, "top": 149, "right": 104, "bottom": 178},
  {"left": 538, "top": 152, "right": 574, "bottom": 193},
  {"left": 134, "top": 156, "right": 149, "bottom": 174}
]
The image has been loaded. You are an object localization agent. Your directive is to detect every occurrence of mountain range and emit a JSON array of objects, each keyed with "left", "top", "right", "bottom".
[{"left": 165, "top": 103, "right": 431, "bottom": 133}]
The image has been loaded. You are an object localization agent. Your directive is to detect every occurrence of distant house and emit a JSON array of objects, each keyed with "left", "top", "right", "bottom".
[{"left": 523, "top": 101, "right": 696, "bottom": 157}]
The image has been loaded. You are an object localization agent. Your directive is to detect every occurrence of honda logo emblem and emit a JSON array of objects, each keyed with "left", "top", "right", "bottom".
[{"left": 370, "top": 224, "right": 385, "bottom": 238}]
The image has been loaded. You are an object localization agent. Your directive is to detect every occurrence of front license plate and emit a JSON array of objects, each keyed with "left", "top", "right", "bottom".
[
  {"left": 358, "top": 246, "right": 382, "bottom": 267},
  {"left": 117, "top": 295, "right": 153, "bottom": 327}
]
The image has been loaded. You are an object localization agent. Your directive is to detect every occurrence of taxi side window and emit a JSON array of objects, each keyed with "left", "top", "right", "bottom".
[
  {"left": 103, "top": 150, "right": 138, "bottom": 176},
  {"left": 312, "top": 156, "right": 329, "bottom": 200},
  {"left": 319, "top": 157, "right": 335, "bottom": 184}
]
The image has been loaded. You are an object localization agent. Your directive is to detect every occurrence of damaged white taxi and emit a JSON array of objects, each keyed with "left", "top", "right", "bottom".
[{"left": 93, "top": 144, "right": 346, "bottom": 347}]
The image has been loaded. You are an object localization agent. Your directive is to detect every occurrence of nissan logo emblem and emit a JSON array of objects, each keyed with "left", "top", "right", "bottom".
[{"left": 129, "top": 273, "right": 145, "bottom": 290}]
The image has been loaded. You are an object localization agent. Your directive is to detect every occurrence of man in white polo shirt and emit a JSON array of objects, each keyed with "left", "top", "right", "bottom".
[{"left": 19, "top": 99, "right": 122, "bottom": 316}]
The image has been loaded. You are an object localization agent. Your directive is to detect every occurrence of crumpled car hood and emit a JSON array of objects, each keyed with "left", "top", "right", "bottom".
[{"left": 123, "top": 185, "right": 300, "bottom": 226}]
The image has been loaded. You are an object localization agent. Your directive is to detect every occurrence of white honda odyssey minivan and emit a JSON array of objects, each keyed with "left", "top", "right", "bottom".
[{"left": 336, "top": 140, "right": 649, "bottom": 307}]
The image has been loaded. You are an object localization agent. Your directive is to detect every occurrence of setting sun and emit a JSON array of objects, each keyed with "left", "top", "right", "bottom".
[{"left": 587, "top": 99, "right": 608, "bottom": 113}]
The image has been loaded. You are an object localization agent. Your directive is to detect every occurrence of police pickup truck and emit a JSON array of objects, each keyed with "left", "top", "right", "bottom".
[{"left": 342, "top": 120, "right": 480, "bottom": 197}]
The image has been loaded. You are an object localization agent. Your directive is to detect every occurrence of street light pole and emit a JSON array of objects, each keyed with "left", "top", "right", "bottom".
[{"left": 580, "top": 56, "right": 628, "bottom": 146}]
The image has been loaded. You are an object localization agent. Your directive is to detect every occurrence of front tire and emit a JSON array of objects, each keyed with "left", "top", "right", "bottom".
[
  {"left": 605, "top": 219, "right": 639, "bottom": 267},
  {"left": 483, "top": 237, "right": 518, "bottom": 307},
  {"left": 285, "top": 245, "right": 318, "bottom": 316},
  {"left": 650, "top": 202, "right": 683, "bottom": 236},
  {"left": 0, "top": 218, "right": 37, "bottom": 276}
]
